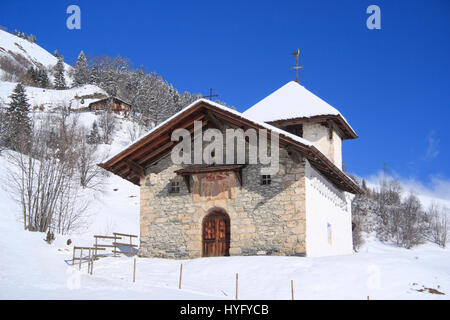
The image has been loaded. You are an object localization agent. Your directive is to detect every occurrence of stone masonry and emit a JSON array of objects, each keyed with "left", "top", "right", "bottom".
[{"left": 139, "top": 143, "right": 307, "bottom": 259}]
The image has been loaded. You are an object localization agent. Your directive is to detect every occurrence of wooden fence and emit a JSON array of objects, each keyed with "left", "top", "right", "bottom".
[
  {"left": 72, "top": 246, "right": 105, "bottom": 274},
  {"left": 92, "top": 232, "right": 138, "bottom": 258},
  {"left": 71, "top": 232, "right": 138, "bottom": 275}
]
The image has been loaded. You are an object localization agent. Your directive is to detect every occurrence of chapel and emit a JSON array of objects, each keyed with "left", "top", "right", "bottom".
[{"left": 99, "top": 81, "right": 361, "bottom": 258}]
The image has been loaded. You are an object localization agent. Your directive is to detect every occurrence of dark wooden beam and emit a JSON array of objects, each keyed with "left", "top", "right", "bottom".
[
  {"left": 138, "top": 118, "right": 209, "bottom": 168},
  {"left": 127, "top": 113, "right": 207, "bottom": 163},
  {"left": 182, "top": 175, "right": 191, "bottom": 193},
  {"left": 126, "top": 159, "right": 145, "bottom": 177},
  {"left": 205, "top": 110, "right": 224, "bottom": 131},
  {"left": 234, "top": 168, "right": 243, "bottom": 188},
  {"left": 327, "top": 120, "right": 333, "bottom": 140},
  {"left": 103, "top": 103, "right": 205, "bottom": 167},
  {"left": 287, "top": 146, "right": 302, "bottom": 164}
]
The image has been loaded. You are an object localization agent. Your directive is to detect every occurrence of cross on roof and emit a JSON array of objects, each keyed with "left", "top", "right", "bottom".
[
  {"left": 202, "top": 88, "right": 219, "bottom": 100},
  {"left": 291, "top": 48, "right": 304, "bottom": 84}
]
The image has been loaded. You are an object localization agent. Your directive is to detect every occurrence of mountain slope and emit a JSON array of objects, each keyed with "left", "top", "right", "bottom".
[{"left": 0, "top": 29, "right": 72, "bottom": 83}]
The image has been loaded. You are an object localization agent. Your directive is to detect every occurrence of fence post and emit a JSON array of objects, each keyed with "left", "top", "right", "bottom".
[
  {"left": 90, "top": 256, "right": 94, "bottom": 275},
  {"left": 236, "top": 273, "right": 239, "bottom": 300},
  {"left": 94, "top": 237, "right": 98, "bottom": 260},
  {"left": 72, "top": 247, "right": 75, "bottom": 266},
  {"left": 79, "top": 248, "right": 83, "bottom": 270},
  {"left": 179, "top": 264, "right": 183, "bottom": 289},
  {"left": 133, "top": 258, "right": 136, "bottom": 282},
  {"left": 113, "top": 235, "right": 117, "bottom": 257},
  {"left": 291, "top": 280, "right": 294, "bottom": 300},
  {"left": 87, "top": 249, "right": 91, "bottom": 274},
  {"left": 129, "top": 236, "right": 132, "bottom": 257}
]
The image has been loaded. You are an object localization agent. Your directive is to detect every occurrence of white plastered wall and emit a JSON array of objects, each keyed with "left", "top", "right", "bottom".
[
  {"left": 303, "top": 123, "right": 342, "bottom": 170},
  {"left": 304, "top": 160, "right": 353, "bottom": 257}
]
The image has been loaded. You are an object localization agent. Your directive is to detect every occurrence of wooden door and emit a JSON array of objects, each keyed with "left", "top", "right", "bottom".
[{"left": 202, "top": 211, "right": 230, "bottom": 257}]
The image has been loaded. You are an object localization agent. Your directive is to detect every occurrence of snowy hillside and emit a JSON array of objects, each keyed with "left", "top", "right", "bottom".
[
  {"left": 0, "top": 82, "right": 107, "bottom": 110},
  {"left": 0, "top": 30, "right": 72, "bottom": 83}
]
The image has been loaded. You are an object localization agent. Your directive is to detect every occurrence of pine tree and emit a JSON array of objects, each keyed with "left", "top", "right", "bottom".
[
  {"left": 361, "top": 179, "right": 367, "bottom": 191},
  {"left": 89, "top": 65, "right": 100, "bottom": 85},
  {"left": 28, "top": 34, "right": 36, "bottom": 43},
  {"left": 4, "top": 83, "right": 31, "bottom": 149},
  {"left": 53, "top": 50, "right": 59, "bottom": 57},
  {"left": 26, "top": 67, "right": 38, "bottom": 85},
  {"left": 87, "top": 121, "right": 101, "bottom": 144},
  {"left": 53, "top": 57, "right": 66, "bottom": 90},
  {"left": 0, "top": 103, "right": 5, "bottom": 150},
  {"left": 37, "top": 69, "right": 50, "bottom": 88},
  {"left": 73, "top": 51, "right": 90, "bottom": 86}
]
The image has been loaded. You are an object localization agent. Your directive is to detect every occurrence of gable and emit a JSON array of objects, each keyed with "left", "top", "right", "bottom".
[{"left": 98, "top": 99, "right": 362, "bottom": 194}]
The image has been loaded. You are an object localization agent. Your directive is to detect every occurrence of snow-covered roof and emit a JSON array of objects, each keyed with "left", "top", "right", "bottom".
[
  {"left": 100, "top": 98, "right": 361, "bottom": 194},
  {"left": 243, "top": 81, "right": 354, "bottom": 129},
  {"left": 102, "top": 98, "right": 313, "bottom": 164}
]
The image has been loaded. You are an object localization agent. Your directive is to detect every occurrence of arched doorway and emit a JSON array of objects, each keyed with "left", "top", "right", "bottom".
[{"left": 202, "top": 209, "right": 230, "bottom": 257}]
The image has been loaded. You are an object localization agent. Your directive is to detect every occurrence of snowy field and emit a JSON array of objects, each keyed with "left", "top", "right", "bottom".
[{"left": 0, "top": 151, "right": 449, "bottom": 300}]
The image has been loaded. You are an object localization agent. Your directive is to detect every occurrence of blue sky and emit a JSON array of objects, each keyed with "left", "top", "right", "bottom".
[{"left": 1, "top": 0, "right": 449, "bottom": 191}]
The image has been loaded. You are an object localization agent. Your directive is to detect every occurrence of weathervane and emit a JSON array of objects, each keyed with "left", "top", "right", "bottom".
[{"left": 291, "top": 48, "right": 303, "bottom": 84}]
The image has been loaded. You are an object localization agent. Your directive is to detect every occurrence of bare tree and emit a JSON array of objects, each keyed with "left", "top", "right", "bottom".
[
  {"left": 126, "top": 120, "right": 146, "bottom": 143},
  {"left": 76, "top": 127, "right": 108, "bottom": 190},
  {"left": 395, "top": 194, "right": 427, "bottom": 249},
  {"left": 3, "top": 110, "right": 88, "bottom": 234},
  {"left": 351, "top": 193, "right": 368, "bottom": 251},
  {"left": 374, "top": 178, "right": 403, "bottom": 243},
  {"left": 98, "top": 108, "right": 116, "bottom": 144},
  {"left": 426, "top": 203, "right": 449, "bottom": 248}
]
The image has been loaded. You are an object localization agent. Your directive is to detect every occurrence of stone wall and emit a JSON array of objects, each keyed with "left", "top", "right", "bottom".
[{"left": 139, "top": 147, "right": 307, "bottom": 259}]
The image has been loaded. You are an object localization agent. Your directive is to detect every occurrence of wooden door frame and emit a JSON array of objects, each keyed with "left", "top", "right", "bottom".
[{"left": 202, "top": 208, "right": 230, "bottom": 257}]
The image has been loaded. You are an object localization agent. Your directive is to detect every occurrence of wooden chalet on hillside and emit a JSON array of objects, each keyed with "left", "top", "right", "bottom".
[{"left": 88, "top": 97, "right": 132, "bottom": 115}]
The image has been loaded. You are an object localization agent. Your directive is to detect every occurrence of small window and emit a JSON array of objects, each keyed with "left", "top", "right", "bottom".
[
  {"left": 261, "top": 175, "right": 271, "bottom": 185},
  {"left": 168, "top": 181, "right": 180, "bottom": 193},
  {"left": 286, "top": 124, "right": 303, "bottom": 137}
]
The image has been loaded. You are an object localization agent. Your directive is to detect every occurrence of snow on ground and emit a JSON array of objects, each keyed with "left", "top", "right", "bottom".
[
  {"left": 0, "top": 150, "right": 449, "bottom": 300},
  {"left": 0, "top": 81, "right": 107, "bottom": 110}
]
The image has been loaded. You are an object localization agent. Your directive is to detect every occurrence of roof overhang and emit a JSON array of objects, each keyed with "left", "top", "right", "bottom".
[
  {"left": 98, "top": 99, "right": 362, "bottom": 194},
  {"left": 266, "top": 114, "right": 358, "bottom": 140}
]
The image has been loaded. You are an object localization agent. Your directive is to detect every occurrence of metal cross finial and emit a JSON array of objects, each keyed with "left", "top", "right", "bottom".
[
  {"left": 291, "top": 48, "right": 304, "bottom": 84},
  {"left": 203, "top": 88, "right": 219, "bottom": 100}
]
